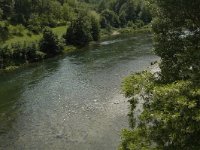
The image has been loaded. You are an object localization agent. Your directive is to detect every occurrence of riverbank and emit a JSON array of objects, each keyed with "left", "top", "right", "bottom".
[
  {"left": 0, "top": 33, "right": 158, "bottom": 149},
  {"left": 0, "top": 26, "right": 151, "bottom": 73}
]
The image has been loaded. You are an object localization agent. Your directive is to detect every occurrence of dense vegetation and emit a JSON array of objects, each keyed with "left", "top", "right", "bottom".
[
  {"left": 0, "top": 0, "right": 152, "bottom": 70},
  {"left": 64, "top": 11, "right": 100, "bottom": 46},
  {"left": 120, "top": 0, "right": 200, "bottom": 149},
  {"left": 98, "top": 0, "right": 151, "bottom": 29}
]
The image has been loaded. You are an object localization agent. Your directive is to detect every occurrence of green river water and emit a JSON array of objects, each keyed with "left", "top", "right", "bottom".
[{"left": 0, "top": 33, "right": 158, "bottom": 150}]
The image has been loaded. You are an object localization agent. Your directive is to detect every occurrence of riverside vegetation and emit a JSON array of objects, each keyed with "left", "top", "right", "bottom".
[
  {"left": 2, "top": 0, "right": 199, "bottom": 149},
  {"left": 0, "top": 0, "right": 152, "bottom": 70},
  {"left": 120, "top": 0, "right": 200, "bottom": 149}
]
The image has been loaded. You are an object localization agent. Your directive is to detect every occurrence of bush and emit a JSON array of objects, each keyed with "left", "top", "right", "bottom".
[
  {"left": 27, "top": 14, "right": 41, "bottom": 34},
  {"left": 64, "top": 12, "right": 100, "bottom": 46},
  {"left": 0, "top": 41, "right": 46, "bottom": 68},
  {"left": 27, "top": 25, "right": 41, "bottom": 34},
  {"left": 26, "top": 31, "right": 32, "bottom": 37},
  {"left": 90, "top": 14, "right": 100, "bottom": 41},
  {"left": 39, "top": 27, "right": 64, "bottom": 56},
  {"left": 100, "top": 9, "right": 120, "bottom": 28},
  {"left": 135, "top": 20, "right": 144, "bottom": 28},
  {"left": 0, "top": 21, "right": 9, "bottom": 42},
  {"left": 0, "top": 8, "right": 3, "bottom": 20},
  {"left": 127, "top": 21, "right": 134, "bottom": 27},
  {"left": 10, "top": 24, "right": 25, "bottom": 36},
  {"left": 120, "top": 72, "right": 200, "bottom": 149}
]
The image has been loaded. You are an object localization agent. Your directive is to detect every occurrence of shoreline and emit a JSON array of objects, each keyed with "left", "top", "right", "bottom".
[{"left": 0, "top": 27, "right": 151, "bottom": 73}]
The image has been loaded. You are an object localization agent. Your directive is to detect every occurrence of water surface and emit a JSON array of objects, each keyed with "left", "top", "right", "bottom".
[{"left": 0, "top": 33, "right": 158, "bottom": 150}]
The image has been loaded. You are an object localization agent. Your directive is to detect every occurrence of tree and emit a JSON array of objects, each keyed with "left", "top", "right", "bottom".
[
  {"left": 62, "top": 3, "right": 76, "bottom": 22},
  {"left": 100, "top": 9, "right": 120, "bottom": 28},
  {"left": 119, "top": 11, "right": 127, "bottom": 27},
  {"left": 49, "top": 0, "right": 62, "bottom": 21},
  {"left": 125, "top": 0, "right": 137, "bottom": 22},
  {"left": 120, "top": 72, "right": 200, "bottom": 150},
  {"left": 151, "top": 0, "right": 200, "bottom": 82},
  {"left": 120, "top": 0, "right": 200, "bottom": 149},
  {"left": 64, "top": 11, "right": 100, "bottom": 46},
  {"left": 65, "top": 14, "right": 92, "bottom": 46},
  {"left": 39, "top": 27, "right": 64, "bottom": 56},
  {"left": 139, "top": 5, "right": 152, "bottom": 24},
  {"left": 0, "top": 21, "right": 9, "bottom": 42},
  {"left": 91, "top": 16, "right": 100, "bottom": 41},
  {"left": 11, "top": 0, "right": 32, "bottom": 24},
  {"left": 89, "top": 11, "right": 100, "bottom": 41},
  {"left": 0, "top": 0, "right": 14, "bottom": 19},
  {"left": 0, "top": 8, "right": 3, "bottom": 19},
  {"left": 98, "top": 0, "right": 107, "bottom": 13}
]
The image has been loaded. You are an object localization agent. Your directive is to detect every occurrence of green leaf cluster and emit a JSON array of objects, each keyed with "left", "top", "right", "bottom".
[
  {"left": 121, "top": 72, "right": 200, "bottom": 150},
  {"left": 64, "top": 11, "right": 100, "bottom": 46}
]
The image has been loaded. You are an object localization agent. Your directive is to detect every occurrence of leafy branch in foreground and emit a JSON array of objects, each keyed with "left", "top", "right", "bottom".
[
  {"left": 120, "top": 72, "right": 200, "bottom": 150},
  {"left": 120, "top": 0, "right": 200, "bottom": 149}
]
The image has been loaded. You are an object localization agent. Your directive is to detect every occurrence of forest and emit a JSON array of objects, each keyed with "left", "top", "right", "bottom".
[{"left": 0, "top": 0, "right": 151, "bottom": 70}]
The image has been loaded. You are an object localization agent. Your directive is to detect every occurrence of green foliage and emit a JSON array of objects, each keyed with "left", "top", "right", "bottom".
[
  {"left": 0, "top": 21, "right": 9, "bottom": 42},
  {"left": 150, "top": 0, "right": 200, "bottom": 82},
  {"left": 90, "top": 12, "right": 100, "bottom": 41},
  {"left": 121, "top": 72, "right": 200, "bottom": 150},
  {"left": 0, "top": 0, "right": 14, "bottom": 19},
  {"left": 9, "top": 24, "right": 25, "bottom": 36},
  {"left": 64, "top": 12, "right": 100, "bottom": 46},
  {"left": 65, "top": 14, "right": 92, "bottom": 46},
  {"left": 98, "top": 0, "right": 107, "bottom": 13},
  {"left": 0, "top": 0, "right": 153, "bottom": 69},
  {"left": 39, "top": 27, "right": 64, "bottom": 56},
  {"left": 0, "top": 41, "right": 45, "bottom": 68},
  {"left": 0, "top": 8, "right": 3, "bottom": 19},
  {"left": 0, "top": 25, "right": 67, "bottom": 69},
  {"left": 100, "top": 9, "right": 120, "bottom": 28},
  {"left": 0, "top": 0, "right": 152, "bottom": 41},
  {"left": 99, "top": 0, "right": 152, "bottom": 28},
  {"left": 120, "top": 0, "right": 200, "bottom": 149},
  {"left": 62, "top": 3, "right": 76, "bottom": 22},
  {"left": 139, "top": 5, "right": 152, "bottom": 24}
]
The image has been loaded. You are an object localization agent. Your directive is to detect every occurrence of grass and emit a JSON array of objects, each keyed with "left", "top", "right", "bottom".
[
  {"left": 4, "top": 25, "right": 67, "bottom": 46},
  {"left": 4, "top": 24, "right": 150, "bottom": 46},
  {"left": 52, "top": 26, "right": 67, "bottom": 37}
]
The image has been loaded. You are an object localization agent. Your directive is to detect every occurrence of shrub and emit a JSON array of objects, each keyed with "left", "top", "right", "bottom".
[
  {"left": 64, "top": 12, "right": 100, "bottom": 46},
  {"left": 135, "top": 20, "right": 144, "bottom": 28},
  {"left": 10, "top": 24, "right": 25, "bottom": 36},
  {"left": 65, "top": 14, "right": 92, "bottom": 46},
  {"left": 39, "top": 27, "right": 64, "bottom": 57},
  {"left": 27, "top": 25, "right": 41, "bottom": 34},
  {"left": 90, "top": 13, "right": 100, "bottom": 41},
  {"left": 127, "top": 21, "right": 134, "bottom": 27},
  {"left": 0, "top": 21, "right": 9, "bottom": 42},
  {"left": 100, "top": 9, "right": 120, "bottom": 28},
  {"left": 0, "top": 41, "right": 47, "bottom": 68}
]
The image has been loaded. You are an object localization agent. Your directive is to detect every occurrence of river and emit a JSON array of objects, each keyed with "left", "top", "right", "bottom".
[{"left": 0, "top": 33, "right": 158, "bottom": 150}]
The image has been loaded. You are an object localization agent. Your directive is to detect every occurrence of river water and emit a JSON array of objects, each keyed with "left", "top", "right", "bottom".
[{"left": 0, "top": 33, "right": 158, "bottom": 150}]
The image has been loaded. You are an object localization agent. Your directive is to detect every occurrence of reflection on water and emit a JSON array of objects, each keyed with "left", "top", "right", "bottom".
[
  {"left": 0, "top": 33, "right": 159, "bottom": 150},
  {"left": 0, "top": 61, "right": 61, "bottom": 144}
]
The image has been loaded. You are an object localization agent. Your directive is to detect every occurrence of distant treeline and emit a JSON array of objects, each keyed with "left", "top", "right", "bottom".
[
  {"left": 98, "top": 0, "right": 151, "bottom": 28},
  {"left": 0, "top": 0, "right": 94, "bottom": 34},
  {"left": 0, "top": 0, "right": 151, "bottom": 34},
  {"left": 0, "top": 0, "right": 152, "bottom": 69}
]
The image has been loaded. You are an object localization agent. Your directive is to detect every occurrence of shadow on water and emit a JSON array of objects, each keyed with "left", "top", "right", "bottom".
[
  {"left": 0, "top": 59, "right": 61, "bottom": 137},
  {"left": 67, "top": 33, "right": 153, "bottom": 70}
]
